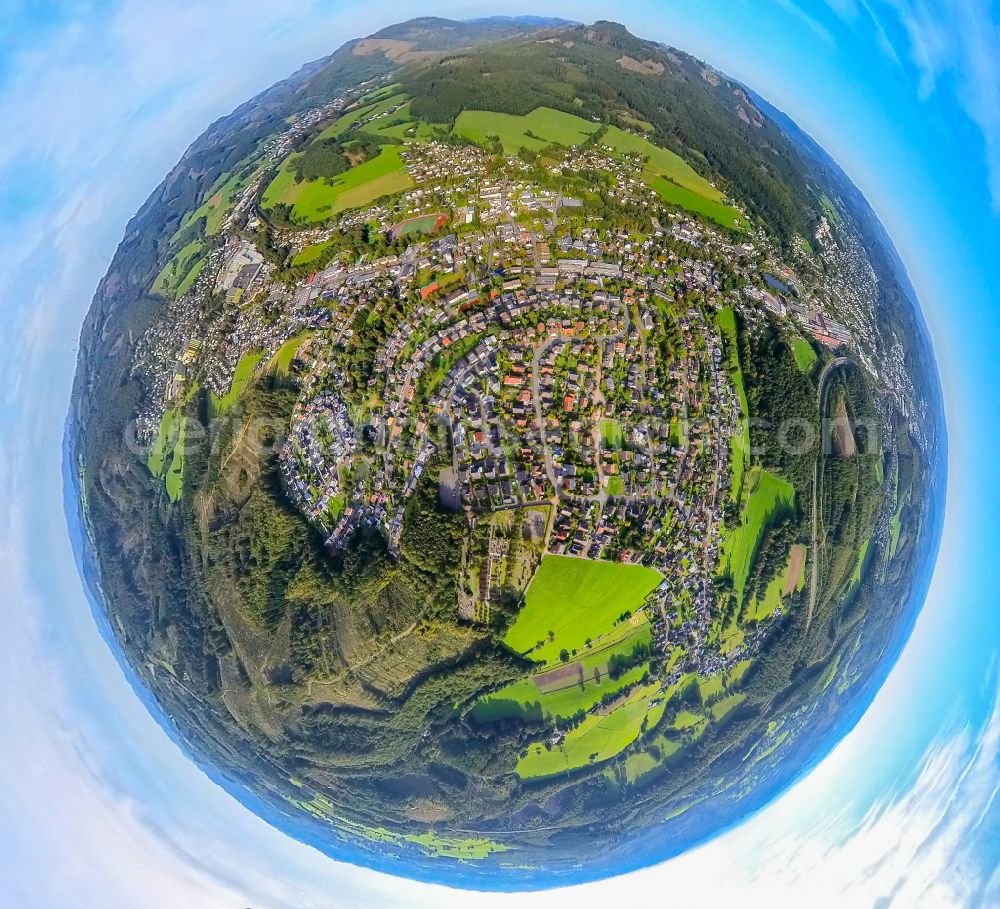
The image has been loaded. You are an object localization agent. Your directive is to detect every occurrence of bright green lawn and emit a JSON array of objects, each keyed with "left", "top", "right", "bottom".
[
  {"left": 792, "top": 337, "right": 818, "bottom": 372},
  {"left": 517, "top": 683, "right": 666, "bottom": 778},
  {"left": 722, "top": 468, "right": 796, "bottom": 599},
  {"left": 605, "top": 475, "right": 624, "bottom": 496},
  {"left": 291, "top": 239, "right": 337, "bottom": 267},
  {"left": 454, "top": 107, "right": 601, "bottom": 153},
  {"left": 504, "top": 555, "right": 661, "bottom": 664},
  {"left": 600, "top": 418, "right": 623, "bottom": 448},
  {"left": 647, "top": 176, "right": 745, "bottom": 230}
]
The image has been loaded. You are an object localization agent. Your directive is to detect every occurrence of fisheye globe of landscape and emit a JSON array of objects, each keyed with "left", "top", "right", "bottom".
[{"left": 69, "top": 15, "right": 945, "bottom": 890}]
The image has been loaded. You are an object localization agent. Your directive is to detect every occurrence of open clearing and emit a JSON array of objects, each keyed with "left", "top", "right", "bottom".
[
  {"left": 600, "top": 418, "right": 624, "bottom": 448},
  {"left": 784, "top": 543, "right": 807, "bottom": 595},
  {"left": 454, "top": 107, "right": 601, "bottom": 153},
  {"left": 504, "top": 554, "right": 661, "bottom": 665},
  {"left": 792, "top": 337, "right": 817, "bottom": 372}
]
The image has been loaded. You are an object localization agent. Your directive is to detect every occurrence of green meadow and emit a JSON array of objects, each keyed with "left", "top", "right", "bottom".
[
  {"left": 792, "top": 337, "right": 818, "bottom": 372},
  {"left": 211, "top": 350, "right": 264, "bottom": 415},
  {"left": 722, "top": 467, "right": 796, "bottom": 599},
  {"left": 454, "top": 107, "right": 601, "bottom": 152},
  {"left": 503, "top": 554, "right": 662, "bottom": 664},
  {"left": 516, "top": 683, "right": 666, "bottom": 778}
]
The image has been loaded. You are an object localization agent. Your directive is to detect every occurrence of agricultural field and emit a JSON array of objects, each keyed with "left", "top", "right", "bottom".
[
  {"left": 318, "top": 91, "right": 410, "bottom": 137},
  {"left": 516, "top": 683, "right": 667, "bottom": 779},
  {"left": 503, "top": 555, "right": 662, "bottom": 665},
  {"left": 647, "top": 176, "right": 744, "bottom": 230},
  {"left": 147, "top": 383, "right": 200, "bottom": 502},
  {"left": 722, "top": 467, "right": 797, "bottom": 599},
  {"left": 473, "top": 623, "right": 653, "bottom": 723},
  {"left": 263, "top": 145, "right": 413, "bottom": 222},
  {"left": 454, "top": 107, "right": 601, "bottom": 153}
]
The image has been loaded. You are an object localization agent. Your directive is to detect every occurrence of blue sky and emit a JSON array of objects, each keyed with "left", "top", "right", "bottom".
[{"left": 1, "top": 1, "right": 999, "bottom": 906}]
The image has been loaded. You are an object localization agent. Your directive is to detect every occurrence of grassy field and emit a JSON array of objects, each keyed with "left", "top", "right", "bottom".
[
  {"left": 600, "top": 418, "right": 623, "bottom": 448},
  {"left": 268, "top": 333, "right": 310, "bottom": 377},
  {"left": 717, "top": 307, "right": 750, "bottom": 503},
  {"left": 147, "top": 383, "right": 200, "bottom": 502},
  {"left": 317, "top": 92, "right": 409, "bottom": 138},
  {"left": 473, "top": 623, "right": 653, "bottom": 722},
  {"left": 211, "top": 350, "right": 264, "bottom": 415},
  {"left": 291, "top": 239, "right": 337, "bottom": 268},
  {"left": 722, "top": 468, "right": 797, "bottom": 599},
  {"left": 600, "top": 126, "right": 722, "bottom": 199},
  {"left": 153, "top": 239, "right": 205, "bottom": 298},
  {"left": 454, "top": 107, "right": 601, "bottom": 153},
  {"left": 709, "top": 692, "right": 746, "bottom": 721},
  {"left": 596, "top": 126, "right": 745, "bottom": 229},
  {"left": 792, "top": 337, "right": 818, "bottom": 372},
  {"left": 472, "top": 661, "right": 647, "bottom": 723},
  {"left": 516, "top": 683, "right": 666, "bottom": 778},
  {"left": 504, "top": 555, "right": 661, "bottom": 664},
  {"left": 606, "top": 475, "right": 624, "bottom": 496},
  {"left": 263, "top": 145, "right": 412, "bottom": 222},
  {"left": 647, "top": 176, "right": 744, "bottom": 230}
]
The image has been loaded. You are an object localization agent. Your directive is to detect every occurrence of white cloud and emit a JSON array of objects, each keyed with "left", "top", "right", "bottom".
[{"left": 829, "top": 0, "right": 1000, "bottom": 208}]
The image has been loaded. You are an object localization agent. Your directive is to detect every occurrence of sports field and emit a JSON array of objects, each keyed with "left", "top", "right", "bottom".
[
  {"left": 454, "top": 107, "right": 601, "bottom": 153},
  {"left": 722, "top": 467, "right": 796, "bottom": 599},
  {"left": 516, "top": 683, "right": 666, "bottom": 778},
  {"left": 504, "top": 554, "right": 662, "bottom": 664},
  {"left": 263, "top": 145, "right": 413, "bottom": 222}
]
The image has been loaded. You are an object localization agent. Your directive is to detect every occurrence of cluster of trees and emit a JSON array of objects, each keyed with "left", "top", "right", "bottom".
[
  {"left": 292, "top": 132, "right": 390, "bottom": 183},
  {"left": 741, "top": 317, "right": 818, "bottom": 497}
]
